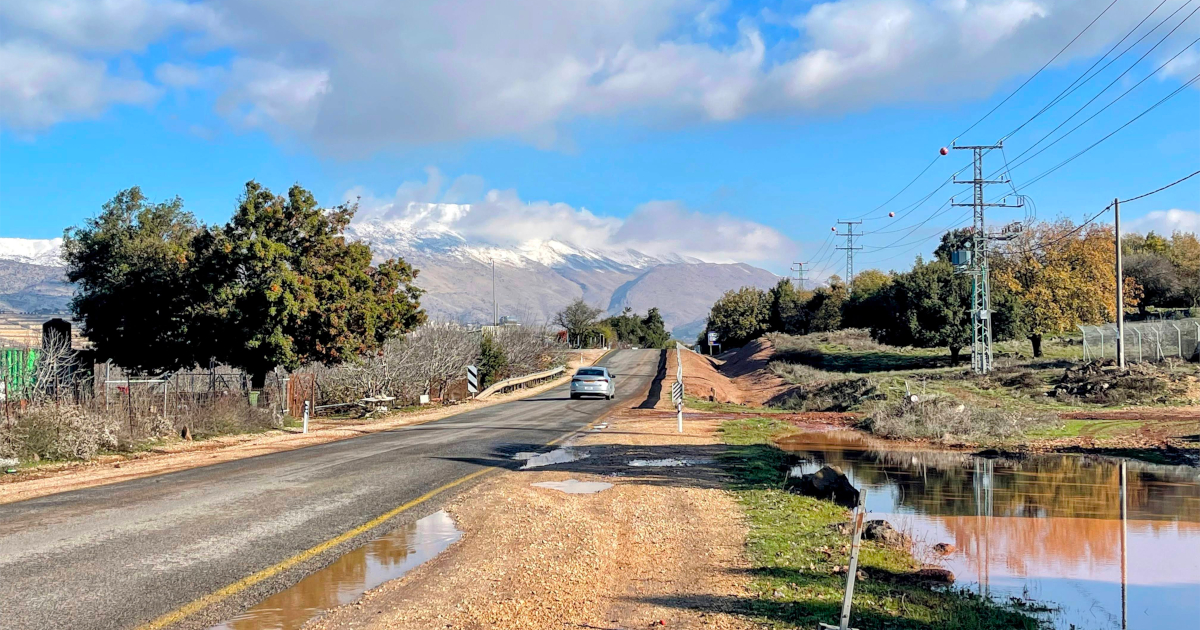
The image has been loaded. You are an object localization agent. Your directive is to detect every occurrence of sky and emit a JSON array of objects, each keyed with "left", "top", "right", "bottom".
[{"left": 1, "top": 0, "right": 1197, "bottom": 278}]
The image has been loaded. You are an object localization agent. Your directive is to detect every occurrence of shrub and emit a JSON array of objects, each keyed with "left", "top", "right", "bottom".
[
  {"left": 0, "top": 406, "right": 120, "bottom": 461},
  {"left": 860, "top": 397, "right": 1054, "bottom": 442}
]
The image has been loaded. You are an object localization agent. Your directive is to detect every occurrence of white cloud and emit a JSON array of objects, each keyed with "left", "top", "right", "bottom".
[
  {"left": 0, "top": 0, "right": 220, "bottom": 53},
  {"left": 1127, "top": 209, "right": 1200, "bottom": 235},
  {"left": 347, "top": 169, "right": 796, "bottom": 265},
  {"left": 0, "top": 40, "right": 159, "bottom": 130},
  {"left": 5, "top": 0, "right": 1196, "bottom": 146}
]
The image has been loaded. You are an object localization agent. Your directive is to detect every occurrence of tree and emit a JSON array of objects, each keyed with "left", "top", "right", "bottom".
[
  {"left": 553, "top": 298, "right": 603, "bottom": 346},
  {"left": 841, "top": 269, "right": 891, "bottom": 330},
  {"left": 62, "top": 188, "right": 203, "bottom": 373},
  {"left": 640, "top": 307, "right": 671, "bottom": 348},
  {"left": 807, "top": 277, "right": 848, "bottom": 333},
  {"left": 194, "top": 182, "right": 426, "bottom": 385},
  {"left": 65, "top": 182, "right": 426, "bottom": 385},
  {"left": 872, "top": 258, "right": 973, "bottom": 364},
  {"left": 703, "top": 287, "right": 770, "bottom": 348},
  {"left": 768, "top": 278, "right": 811, "bottom": 334},
  {"left": 993, "top": 221, "right": 1138, "bottom": 357},
  {"left": 478, "top": 332, "right": 508, "bottom": 388}
]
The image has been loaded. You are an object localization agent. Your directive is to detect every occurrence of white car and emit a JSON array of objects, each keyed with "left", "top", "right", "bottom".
[{"left": 570, "top": 367, "right": 615, "bottom": 400}]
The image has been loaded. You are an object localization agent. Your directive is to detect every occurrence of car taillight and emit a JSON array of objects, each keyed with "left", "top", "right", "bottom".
[{"left": 597, "top": 378, "right": 608, "bottom": 383}]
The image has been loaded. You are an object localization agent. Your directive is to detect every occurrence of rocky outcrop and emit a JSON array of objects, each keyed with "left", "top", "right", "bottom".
[
  {"left": 785, "top": 465, "right": 860, "bottom": 508},
  {"left": 863, "top": 520, "right": 910, "bottom": 548}
]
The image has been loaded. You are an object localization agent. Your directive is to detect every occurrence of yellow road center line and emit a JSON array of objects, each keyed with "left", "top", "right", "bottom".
[
  {"left": 136, "top": 351, "right": 622, "bottom": 630},
  {"left": 135, "top": 467, "right": 492, "bottom": 630}
]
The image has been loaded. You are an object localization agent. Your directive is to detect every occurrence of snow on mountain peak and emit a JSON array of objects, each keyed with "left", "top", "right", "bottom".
[{"left": 0, "top": 237, "right": 63, "bottom": 266}]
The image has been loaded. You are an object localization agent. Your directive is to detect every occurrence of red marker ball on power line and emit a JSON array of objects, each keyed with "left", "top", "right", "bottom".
[
  {"left": 832, "top": 226, "right": 837, "bottom": 232},
  {"left": 940, "top": 147, "right": 949, "bottom": 156},
  {"left": 889, "top": 212, "right": 895, "bottom": 217}
]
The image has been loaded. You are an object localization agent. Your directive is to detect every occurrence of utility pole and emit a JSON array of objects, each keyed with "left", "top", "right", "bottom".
[
  {"left": 491, "top": 259, "right": 497, "bottom": 327},
  {"left": 790, "top": 262, "right": 807, "bottom": 289},
  {"left": 951, "top": 143, "right": 1024, "bottom": 374},
  {"left": 1115, "top": 198, "right": 1125, "bottom": 369},
  {"left": 835, "top": 221, "right": 863, "bottom": 287}
]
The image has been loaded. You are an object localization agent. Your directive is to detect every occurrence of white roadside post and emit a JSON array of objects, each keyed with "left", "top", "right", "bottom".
[
  {"left": 302, "top": 400, "right": 310, "bottom": 434},
  {"left": 673, "top": 342, "right": 685, "bottom": 433},
  {"left": 467, "top": 364, "right": 479, "bottom": 398}
]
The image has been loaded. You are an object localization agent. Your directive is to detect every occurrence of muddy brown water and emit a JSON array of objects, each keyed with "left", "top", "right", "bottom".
[
  {"left": 209, "top": 510, "right": 461, "bottom": 630},
  {"left": 777, "top": 430, "right": 1200, "bottom": 629}
]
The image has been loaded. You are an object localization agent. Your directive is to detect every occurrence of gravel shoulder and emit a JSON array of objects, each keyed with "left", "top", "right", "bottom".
[
  {"left": 0, "top": 351, "right": 608, "bottom": 505},
  {"left": 306, "top": 408, "right": 763, "bottom": 630}
]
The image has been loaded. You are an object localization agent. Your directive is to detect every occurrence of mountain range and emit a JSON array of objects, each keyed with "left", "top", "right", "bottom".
[{"left": 0, "top": 212, "right": 780, "bottom": 340}]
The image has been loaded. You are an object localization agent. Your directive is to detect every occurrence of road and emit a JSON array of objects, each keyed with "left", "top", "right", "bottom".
[{"left": 0, "top": 349, "right": 661, "bottom": 630}]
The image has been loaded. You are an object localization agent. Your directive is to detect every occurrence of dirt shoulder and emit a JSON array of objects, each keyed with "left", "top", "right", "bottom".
[
  {"left": 307, "top": 408, "right": 762, "bottom": 630},
  {"left": 0, "top": 350, "right": 608, "bottom": 505}
]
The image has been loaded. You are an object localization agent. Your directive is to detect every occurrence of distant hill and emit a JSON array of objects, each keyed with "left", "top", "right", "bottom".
[
  {"left": 607, "top": 263, "right": 780, "bottom": 341},
  {"left": 0, "top": 260, "right": 72, "bottom": 313}
]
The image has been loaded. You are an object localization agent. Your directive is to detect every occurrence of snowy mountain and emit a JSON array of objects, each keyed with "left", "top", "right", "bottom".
[
  {"left": 0, "top": 212, "right": 779, "bottom": 333},
  {"left": 0, "top": 238, "right": 63, "bottom": 267}
]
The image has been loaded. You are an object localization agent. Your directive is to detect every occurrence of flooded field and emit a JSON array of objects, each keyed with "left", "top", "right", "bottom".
[
  {"left": 211, "top": 510, "right": 461, "bottom": 630},
  {"left": 777, "top": 430, "right": 1200, "bottom": 629}
]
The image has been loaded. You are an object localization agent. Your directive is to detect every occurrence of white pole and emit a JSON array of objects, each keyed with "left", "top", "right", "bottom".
[
  {"left": 839, "top": 490, "right": 867, "bottom": 630},
  {"left": 1120, "top": 459, "right": 1128, "bottom": 630},
  {"left": 302, "top": 400, "right": 310, "bottom": 434}
]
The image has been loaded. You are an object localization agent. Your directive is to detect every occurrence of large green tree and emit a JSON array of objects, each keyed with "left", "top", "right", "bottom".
[
  {"left": 62, "top": 188, "right": 203, "bottom": 372},
  {"left": 195, "top": 182, "right": 425, "bottom": 384},
  {"left": 702, "top": 286, "right": 770, "bottom": 349},
  {"left": 553, "top": 298, "right": 604, "bottom": 347},
  {"left": 872, "top": 258, "right": 973, "bottom": 364},
  {"left": 600, "top": 307, "right": 670, "bottom": 348},
  {"left": 768, "top": 278, "right": 811, "bottom": 335},
  {"left": 65, "top": 182, "right": 426, "bottom": 384}
]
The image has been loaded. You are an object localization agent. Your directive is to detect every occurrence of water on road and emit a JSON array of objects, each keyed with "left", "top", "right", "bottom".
[{"left": 778, "top": 429, "right": 1200, "bottom": 630}]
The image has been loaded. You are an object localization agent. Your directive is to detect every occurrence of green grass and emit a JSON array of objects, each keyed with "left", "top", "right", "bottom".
[
  {"left": 684, "top": 395, "right": 787, "bottom": 414},
  {"left": 717, "top": 417, "right": 1044, "bottom": 630}
]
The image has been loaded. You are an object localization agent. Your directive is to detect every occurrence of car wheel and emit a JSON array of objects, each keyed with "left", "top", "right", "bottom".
[{"left": 570, "top": 393, "right": 579, "bottom": 400}]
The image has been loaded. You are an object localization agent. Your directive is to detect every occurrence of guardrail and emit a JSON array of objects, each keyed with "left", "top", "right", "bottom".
[{"left": 476, "top": 366, "right": 566, "bottom": 400}]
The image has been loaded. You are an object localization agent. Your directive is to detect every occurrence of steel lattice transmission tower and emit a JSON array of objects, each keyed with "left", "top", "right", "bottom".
[
  {"left": 791, "top": 262, "right": 807, "bottom": 289},
  {"left": 835, "top": 220, "right": 863, "bottom": 287},
  {"left": 951, "top": 144, "right": 1024, "bottom": 374}
]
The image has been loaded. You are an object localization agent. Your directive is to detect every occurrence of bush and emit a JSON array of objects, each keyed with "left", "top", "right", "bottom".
[
  {"left": 860, "top": 397, "right": 1054, "bottom": 442},
  {"left": 0, "top": 406, "right": 120, "bottom": 461},
  {"left": 770, "top": 377, "right": 882, "bottom": 412}
]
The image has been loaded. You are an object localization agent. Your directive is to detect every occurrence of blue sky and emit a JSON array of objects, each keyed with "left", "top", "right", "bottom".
[{"left": 1, "top": 0, "right": 1197, "bottom": 276}]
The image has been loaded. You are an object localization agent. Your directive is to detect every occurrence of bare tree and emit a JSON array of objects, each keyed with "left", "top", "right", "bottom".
[{"left": 553, "top": 299, "right": 603, "bottom": 347}]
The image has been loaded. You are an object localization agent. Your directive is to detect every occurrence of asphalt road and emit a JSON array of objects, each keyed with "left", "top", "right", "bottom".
[{"left": 0, "top": 349, "right": 661, "bottom": 630}]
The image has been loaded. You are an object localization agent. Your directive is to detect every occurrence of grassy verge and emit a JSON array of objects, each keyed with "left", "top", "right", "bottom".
[{"left": 718, "top": 417, "right": 1042, "bottom": 630}]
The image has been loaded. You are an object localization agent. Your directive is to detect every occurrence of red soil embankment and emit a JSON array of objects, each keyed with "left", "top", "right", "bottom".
[{"left": 672, "top": 338, "right": 791, "bottom": 406}]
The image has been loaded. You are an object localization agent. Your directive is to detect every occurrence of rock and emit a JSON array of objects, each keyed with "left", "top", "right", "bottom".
[
  {"left": 829, "top": 521, "right": 853, "bottom": 536},
  {"left": 863, "top": 520, "right": 910, "bottom": 548},
  {"left": 785, "top": 465, "right": 861, "bottom": 508},
  {"left": 914, "top": 567, "right": 955, "bottom": 583},
  {"left": 932, "top": 542, "right": 956, "bottom": 555},
  {"left": 181, "top": 426, "right": 192, "bottom": 441}
]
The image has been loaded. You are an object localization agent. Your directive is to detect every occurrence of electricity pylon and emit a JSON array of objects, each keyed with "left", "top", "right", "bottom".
[
  {"left": 951, "top": 144, "right": 1024, "bottom": 374},
  {"left": 791, "top": 262, "right": 807, "bottom": 289},
  {"left": 835, "top": 220, "right": 862, "bottom": 287}
]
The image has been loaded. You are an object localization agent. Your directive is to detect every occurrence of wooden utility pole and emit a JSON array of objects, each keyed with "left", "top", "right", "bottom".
[{"left": 1115, "top": 198, "right": 1125, "bottom": 369}]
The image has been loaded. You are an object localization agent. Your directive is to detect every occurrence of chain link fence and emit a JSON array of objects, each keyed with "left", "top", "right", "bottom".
[{"left": 1079, "top": 318, "right": 1200, "bottom": 363}]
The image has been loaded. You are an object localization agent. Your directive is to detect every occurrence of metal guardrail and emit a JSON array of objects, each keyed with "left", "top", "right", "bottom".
[{"left": 475, "top": 366, "right": 566, "bottom": 400}]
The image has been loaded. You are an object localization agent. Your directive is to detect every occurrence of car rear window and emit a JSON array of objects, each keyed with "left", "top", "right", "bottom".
[{"left": 576, "top": 369, "right": 605, "bottom": 376}]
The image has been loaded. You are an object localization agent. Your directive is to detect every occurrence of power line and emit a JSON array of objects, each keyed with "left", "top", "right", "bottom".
[
  {"left": 1001, "top": 7, "right": 1200, "bottom": 175},
  {"left": 1001, "top": 0, "right": 1181, "bottom": 141},
  {"left": 1010, "top": 71, "right": 1200, "bottom": 194},
  {"left": 956, "top": 0, "right": 1123, "bottom": 141},
  {"left": 1120, "top": 169, "right": 1200, "bottom": 203}
]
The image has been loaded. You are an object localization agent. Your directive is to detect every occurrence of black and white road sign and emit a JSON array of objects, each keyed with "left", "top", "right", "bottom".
[
  {"left": 671, "top": 381, "right": 683, "bottom": 406},
  {"left": 467, "top": 365, "right": 479, "bottom": 394}
]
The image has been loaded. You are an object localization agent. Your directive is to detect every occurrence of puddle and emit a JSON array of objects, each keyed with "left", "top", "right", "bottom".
[
  {"left": 627, "top": 457, "right": 714, "bottom": 467},
  {"left": 777, "top": 431, "right": 1200, "bottom": 629},
  {"left": 531, "top": 479, "right": 614, "bottom": 494},
  {"left": 517, "top": 447, "right": 588, "bottom": 469},
  {"left": 210, "top": 510, "right": 461, "bottom": 630}
]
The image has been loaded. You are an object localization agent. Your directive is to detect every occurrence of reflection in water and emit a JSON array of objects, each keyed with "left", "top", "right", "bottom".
[
  {"left": 778, "top": 430, "right": 1200, "bottom": 630},
  {"left": 212, "top": 510, "right": 461, "bottom": 630}
]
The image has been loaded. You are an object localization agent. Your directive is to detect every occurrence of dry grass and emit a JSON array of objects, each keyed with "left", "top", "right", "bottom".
[{"left": 859, "top": 397, "right": 1057, "bottom": 443}]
